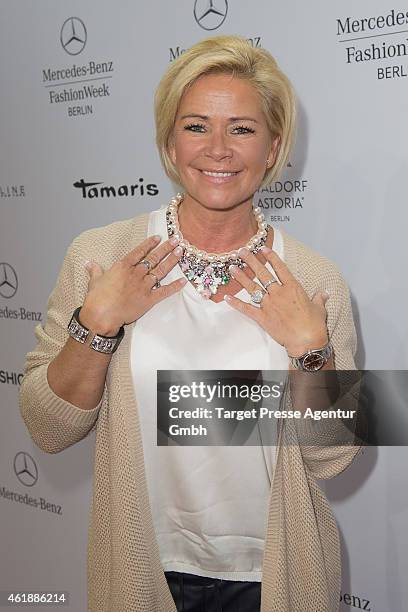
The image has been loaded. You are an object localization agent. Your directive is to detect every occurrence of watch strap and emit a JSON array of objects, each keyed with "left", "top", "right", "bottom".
[{"left": 289, "top": 342, "right": 333, "bottom": 372}]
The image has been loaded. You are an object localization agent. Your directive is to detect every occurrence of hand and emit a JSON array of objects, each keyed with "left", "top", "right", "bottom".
[
  {"left": 224, "top": 246, "right": 330, "bottom": 357},
  {"left": 79, "top": 235, "right": 186, "bottom": 335}
]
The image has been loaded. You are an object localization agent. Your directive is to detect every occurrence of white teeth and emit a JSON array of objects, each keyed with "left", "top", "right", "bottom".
[{"left": 202, "top": 170, "right": 238, "bottom": 177}]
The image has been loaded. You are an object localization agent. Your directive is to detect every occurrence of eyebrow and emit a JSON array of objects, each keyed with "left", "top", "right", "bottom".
[{"left": 179, "top": 113, "right": 259, "bottom": 123}]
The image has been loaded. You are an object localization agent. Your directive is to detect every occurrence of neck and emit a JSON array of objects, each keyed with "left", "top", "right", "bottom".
[{"left": 176, "top": 193, "right": 258, "bottom": 253}]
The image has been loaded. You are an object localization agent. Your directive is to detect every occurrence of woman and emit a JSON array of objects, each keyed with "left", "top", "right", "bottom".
[{"left": 20, "top": 35, "right": 359, "bottom": 611}]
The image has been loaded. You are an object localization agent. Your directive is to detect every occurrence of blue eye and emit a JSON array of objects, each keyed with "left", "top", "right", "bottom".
[
  {"left": 184, "top": 123, "right": 206, "bottom": 132},
  {"left": 232, "top": 125, "right": 256, "bottom": 134}
]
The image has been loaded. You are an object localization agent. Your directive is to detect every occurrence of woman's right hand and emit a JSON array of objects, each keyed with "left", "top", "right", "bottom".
[{"left": 79, "top": 234, "right": 186, "bottom": 336}]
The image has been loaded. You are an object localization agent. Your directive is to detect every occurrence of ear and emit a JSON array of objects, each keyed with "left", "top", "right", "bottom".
[{"left": 267, "top": 135, "right": 281, "bottom": 167}]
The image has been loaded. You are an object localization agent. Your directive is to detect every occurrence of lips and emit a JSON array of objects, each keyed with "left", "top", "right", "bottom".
[
  {"left": 200, "top": 170, "right": 240, "bottom": 177},
  {"left": 201, "top": 171, "right": 238, "bottom": 177}
]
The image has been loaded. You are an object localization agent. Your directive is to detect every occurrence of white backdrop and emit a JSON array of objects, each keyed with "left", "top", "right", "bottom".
[{"left": 1, "top": 1, "right": 407, "bottom": 610}]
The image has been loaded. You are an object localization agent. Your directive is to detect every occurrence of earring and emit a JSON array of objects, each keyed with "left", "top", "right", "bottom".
[{"left": 266, "top": 159, "right": 271, "bottom": 167}]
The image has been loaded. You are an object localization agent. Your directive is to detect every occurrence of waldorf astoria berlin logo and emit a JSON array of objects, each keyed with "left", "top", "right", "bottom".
[
  {"left": 336, "top": 8, "right": 408, "bottom": 81},
  {"left": 255, "top": 162, "right": 309, "bottom": 224}
]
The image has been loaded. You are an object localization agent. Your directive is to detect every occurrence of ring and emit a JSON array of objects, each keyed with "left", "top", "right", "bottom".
[
  {"left": 148, "top": 272, "right": 161, "bottom": 289},
  {"left": 262, "top": 277, "right": 278, "bottom": 291},
  {"left": 250, "top": 288, "right": 265, "bottom": 305},
  {"left": 140, "top": 259, "right": 152, "bottom": 271}
]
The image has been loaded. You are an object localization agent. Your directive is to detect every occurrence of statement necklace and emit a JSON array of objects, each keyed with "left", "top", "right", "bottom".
[{"left": 166, "top": 192, "right": 269, "bottom": 299}]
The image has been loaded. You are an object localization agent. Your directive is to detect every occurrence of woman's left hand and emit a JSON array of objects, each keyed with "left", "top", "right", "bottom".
[{"left": 225, "top": 246, "right": 330, "bottom": 357}]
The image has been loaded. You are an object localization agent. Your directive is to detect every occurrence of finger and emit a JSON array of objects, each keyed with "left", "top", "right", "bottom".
[
  {"left": 146, "top": 245, "right": 183, "bottom": 285},
  {"left": 237, "top": 247, "right": 278, "bottom": 288},
  {"left": 140, "top": 236, "right": 181, "bottom": 270},
  {"left": 312, "top": 290, "right": 330, "bottom": 308},
  {"left": 229, "top": 264, "right": 262, "bottom": 295},
  {"left": 122, "top": 234, "right": 162, "bottom": 267},
  {"left": 123, "top": 235, "right": 179, "bottom": 268},
  {"left": 150, "top": 276, "right": 187, "bottom": 302},
  {"left": 223, "top": 293, "right": 262, "bottom": 322},
  {"left": 144, "top": 271, "right": 161, "bottom": 290},
  {"left": 84, "top": 260, "right": 104, "bottom": 280},
  {"left": 259, "top": 246, "right": 295, "bottom": 285}
]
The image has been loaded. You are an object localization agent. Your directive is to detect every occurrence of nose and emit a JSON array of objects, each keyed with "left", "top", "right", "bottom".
[{"left": 205, "top": 128, "right": 233, "bottom": 161}]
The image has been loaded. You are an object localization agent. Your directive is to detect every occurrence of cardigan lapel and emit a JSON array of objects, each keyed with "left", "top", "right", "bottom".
[
  {"left": 260, "top": 228, "right": 299, "bottom": 611},
  {"left": 106, "top": 213, "right": 177, "bottom": 610}
]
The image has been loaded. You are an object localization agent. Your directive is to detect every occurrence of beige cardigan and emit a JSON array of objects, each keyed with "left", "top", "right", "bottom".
[{"left": 19, "top": 211, "right": 360, "bottom": 612}]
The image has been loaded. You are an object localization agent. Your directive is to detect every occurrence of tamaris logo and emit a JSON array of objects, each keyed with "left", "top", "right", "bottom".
[
  {"left": 336, "top": 8, "right": 408, "bottom": 81},
  {"left": 73, "top": 178, "right": 159, "bottom": 198}
]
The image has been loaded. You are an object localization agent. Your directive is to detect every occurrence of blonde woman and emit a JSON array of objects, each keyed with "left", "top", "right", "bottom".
[{"left": 20, "top": 35, "right": 359, "bottom": 611}]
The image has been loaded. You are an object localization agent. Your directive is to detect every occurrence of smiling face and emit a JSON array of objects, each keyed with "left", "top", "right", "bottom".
[{"left": 168, "top": 73, "right": 280, "bottom": 212}]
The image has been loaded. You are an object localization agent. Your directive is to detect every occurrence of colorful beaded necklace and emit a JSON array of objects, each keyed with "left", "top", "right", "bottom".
[{"left": 165, "top": 192, "right": 269, "bottom": 299}]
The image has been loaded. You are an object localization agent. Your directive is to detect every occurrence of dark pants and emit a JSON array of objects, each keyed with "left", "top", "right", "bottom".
[{"left": 165, "top": 571, "right": 262, "bottom": 612}]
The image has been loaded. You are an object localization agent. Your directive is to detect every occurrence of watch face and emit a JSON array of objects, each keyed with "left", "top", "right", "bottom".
[{"left": 302, "top": 352, "right": 325, "bottom": 371}]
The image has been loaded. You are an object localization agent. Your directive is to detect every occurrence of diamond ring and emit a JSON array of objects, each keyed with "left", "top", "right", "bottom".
[
  {"left": 250, "top": 288, "right": 265, "bottom": 305},
  {"left": 262, "top": 277, "right": 278, "bottom": 291},
  {"left": 140, "top": 259, "right": 152, "bottom": 271},
  {"left": 148, "top": 272, "right": 161, "bottom": 289}
]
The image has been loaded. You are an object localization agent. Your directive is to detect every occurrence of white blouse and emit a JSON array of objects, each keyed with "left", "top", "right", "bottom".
[{"left": 130, "top": 205, "right": 289, "bottom": 581}]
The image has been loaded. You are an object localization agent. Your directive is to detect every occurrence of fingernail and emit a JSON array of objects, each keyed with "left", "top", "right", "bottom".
[
  {"left": 224, "top": 294, "right": 232, "bottom": 302},
  {"left": 153, "top": 234, "right": 161, "bottom": 242},
  {"left": 228, "top": 264, "right": 237, "bottom": 274},
  {"left": 238, "top": 247, "right": 249, "bottom": 256},
  {"left": 180, "top": 277, "right": 188, "bottom": 285},
  {"left": 170, "top": 236, "right": 179, "bottom": 245},
  {"left": 174, "top": 246, "right": 183, "bottom": 255},
  {"left": 323, "top": 290, "right": 330, "bottom": 298},
  {"left": 261, "top": 246, "right": 271, "bottom": 253},
  {"left": 84, "top": 260, "right": 92, "bottom": 270}
]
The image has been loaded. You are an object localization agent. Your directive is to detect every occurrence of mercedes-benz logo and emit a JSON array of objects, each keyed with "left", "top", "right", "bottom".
[
  {"left": 194, "top": 0, "right": 228, "bottom": 30},
  {"left": 0, "top": 263, "right": 18, "bottom": 299},
  {"left": 60, "top": 17, "right": 87, "bottom": 56},
  {"left": 14, "top": 452, "right": 38, "bottom": 487}
]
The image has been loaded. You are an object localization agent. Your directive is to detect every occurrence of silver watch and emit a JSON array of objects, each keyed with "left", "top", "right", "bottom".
[
  {"left": 289, "top": 342, "right": 333, "bottom": 372},
  {"left": 67, "top": 307, "right": 124, "bottom": 354}
]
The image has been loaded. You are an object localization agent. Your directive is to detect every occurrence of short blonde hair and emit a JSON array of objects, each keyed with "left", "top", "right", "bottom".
[{"left": 154, "top": 35, "right": 297, "bottom": 188}]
